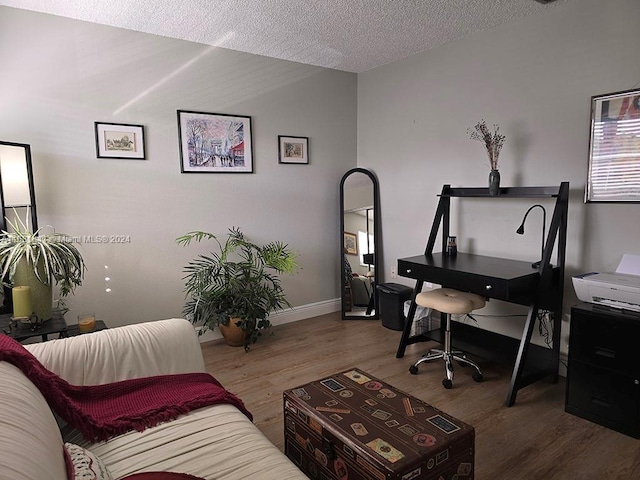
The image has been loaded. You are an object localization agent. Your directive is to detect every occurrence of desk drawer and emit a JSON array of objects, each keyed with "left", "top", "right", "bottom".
[{"left": 398, "top": 261, "right": 508, "bottom": 299}]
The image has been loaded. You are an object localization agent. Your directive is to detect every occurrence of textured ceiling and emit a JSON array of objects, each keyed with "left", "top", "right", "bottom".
[{"left": 0, "top": 0, "right": 565, "bottom": 72}]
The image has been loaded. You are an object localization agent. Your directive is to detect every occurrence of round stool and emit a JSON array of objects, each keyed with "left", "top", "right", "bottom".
[{"left": 408, "top": 288, "right": 485, "bottom": 389}]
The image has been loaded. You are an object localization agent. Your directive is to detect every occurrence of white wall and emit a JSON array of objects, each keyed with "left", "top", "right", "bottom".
[
  {"left": 358, "top": 0, "right": 640, "bottom": 349},
  {"left": 0, "top": 7, "right": 357, "bottom": 327},
  {"left": 3, "top": 1, "right": 638, "bottom": 343}
]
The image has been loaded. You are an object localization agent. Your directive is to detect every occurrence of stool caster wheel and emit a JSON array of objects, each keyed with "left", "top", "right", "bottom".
[
  {"left": 442, "top": 378, "right": 453, "bottom": 389},
  {"left": 472, "top": 371, "right": 483, "bottom": 382},
  {"left": 409, "top": 365, "right": 419, "bottom": 375}
]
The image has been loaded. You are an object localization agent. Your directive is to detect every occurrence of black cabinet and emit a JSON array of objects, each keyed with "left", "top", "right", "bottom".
[{"left": 566, "top": 303, "right": 640, "bottom": 438}]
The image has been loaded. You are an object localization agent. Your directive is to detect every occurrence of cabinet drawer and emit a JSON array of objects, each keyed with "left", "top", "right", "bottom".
[
  {"left": 569, "top": 307, "right": 640, "bottom": 373},
  {"left": 566, "top": 360, "right": 640, "bottom": 437}
]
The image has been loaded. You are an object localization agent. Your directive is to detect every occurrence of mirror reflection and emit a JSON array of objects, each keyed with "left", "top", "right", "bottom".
[{"left": 340, "top": 168, "right": 379, "bottom": 320}]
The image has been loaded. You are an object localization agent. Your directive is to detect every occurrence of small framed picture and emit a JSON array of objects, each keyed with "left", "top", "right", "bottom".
[
  {"left": 278, "top": 135, "right": 309, "bottom": 164},
  {"left": 95, "top": 122, "right": 146, "bottom": 159},
  {"left": 343, "top": 232, "right": 358, "bottom": 255},
  {"left": 586, "top": 88, "right": 640, "bottom": 202},
  {"left": 178, "top": 110, "right": 253, "bottom": 173}
]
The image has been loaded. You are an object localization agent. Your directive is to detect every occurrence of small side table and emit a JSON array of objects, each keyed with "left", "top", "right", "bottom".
[
  {"left": 0, "top": 314, "right": 68, "bottom": 342},
  {"left": 63, "top": 320, "right": 108, "bottom": 337}
]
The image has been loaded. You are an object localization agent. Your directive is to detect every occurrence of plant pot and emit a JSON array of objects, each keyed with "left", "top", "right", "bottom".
[
  {"left": 12, "top": 257, "right": 53, "bottom": 321},
  {"left": 219, "top": 317, "right": 246, "bottom": 347},
  {"left": 489, "top": 169, "right": 501, "bottom": 196}
]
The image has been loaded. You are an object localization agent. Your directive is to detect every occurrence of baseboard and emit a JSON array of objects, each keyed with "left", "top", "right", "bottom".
[{"left": 196, "top": 297, "right": 341, "bottom": 343}]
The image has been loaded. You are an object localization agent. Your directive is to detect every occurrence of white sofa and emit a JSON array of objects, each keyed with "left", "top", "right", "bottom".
[{"left": 0, "top": 318, "right": 306, "bottom": 480}]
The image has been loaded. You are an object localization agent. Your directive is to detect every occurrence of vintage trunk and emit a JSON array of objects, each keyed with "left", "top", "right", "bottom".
[{"left": 283, "top": 368, "right": 474, "bottom": 480}]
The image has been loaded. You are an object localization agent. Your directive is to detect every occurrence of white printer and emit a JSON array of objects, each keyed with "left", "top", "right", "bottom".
[{"left": 573, "top": 272, "right": 640, "bottom": 312}]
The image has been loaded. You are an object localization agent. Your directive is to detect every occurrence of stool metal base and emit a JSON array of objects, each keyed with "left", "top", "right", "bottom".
[
  {"left": 409, "top": 348, "right": 483, "bottom": 388},
  {"left": 408, "top": 310, "right": 484, "bottom": 388}
]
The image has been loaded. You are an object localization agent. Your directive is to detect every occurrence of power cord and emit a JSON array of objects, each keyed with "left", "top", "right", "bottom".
[
  {"left": 458, "top": 310, "right": 556, "bottom": 350},
  {"left": 537, "top": 310, "right": 554, "bottom": 350}
]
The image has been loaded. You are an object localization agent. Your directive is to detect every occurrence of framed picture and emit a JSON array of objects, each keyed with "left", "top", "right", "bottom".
[
  {"left": 586, "top": 88, "right": 640, "bottom": 202},
  {"left": 343, "top": 232, "right": 358, "bottom": 255},
  {"left": 278, "top": 135, "right": 309, "bottom": 164},
  {"left": 95, "top": 122, "right": 145, "bottom": 159},
  {"left": 178, "top": 110, "right": 253, "bottom": 173}
]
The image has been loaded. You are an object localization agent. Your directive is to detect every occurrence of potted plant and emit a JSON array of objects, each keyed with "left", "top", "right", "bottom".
[
  {"left": 0, "top": 213, "right": 86, "bottom": 321},
  {"left": 177, "top": 227, "right": 299, "bottom": 351}
]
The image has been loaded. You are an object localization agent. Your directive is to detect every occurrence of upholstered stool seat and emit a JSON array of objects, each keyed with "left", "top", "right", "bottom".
[{"left": 409, "top": 288, "right": 486, "bottom": 389}]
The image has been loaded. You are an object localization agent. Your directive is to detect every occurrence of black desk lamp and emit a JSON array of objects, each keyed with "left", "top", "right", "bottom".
[{"left": 516, "top": 204, "right": 547, "bottom": 269}]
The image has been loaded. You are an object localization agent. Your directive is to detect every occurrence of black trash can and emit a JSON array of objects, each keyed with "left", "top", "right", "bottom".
[{"left": 377, "top": 283, "right": 413, "bottom": 331}]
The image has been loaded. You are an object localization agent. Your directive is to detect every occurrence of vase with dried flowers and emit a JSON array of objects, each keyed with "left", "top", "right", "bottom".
[{"left": 469, "top": 120, "right": 506, "bottom": 195}]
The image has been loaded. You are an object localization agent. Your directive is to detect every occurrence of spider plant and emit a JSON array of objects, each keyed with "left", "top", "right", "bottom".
[
  {"left": 177, "top": 227, "right": 299, "bottom": 350},
  {"left": 0, "top": 212, "right": 86, "bottom": 319}
]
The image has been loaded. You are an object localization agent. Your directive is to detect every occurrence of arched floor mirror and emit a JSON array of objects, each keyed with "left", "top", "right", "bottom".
[{"left": 340, "top": 168, "right": 380, "bottom": 320}]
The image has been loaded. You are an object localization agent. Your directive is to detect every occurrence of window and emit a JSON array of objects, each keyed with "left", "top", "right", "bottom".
[
  {"left": 587, "top": 89, "right": 640, "bottom": 202},
  {"left": 357, "top": 230, "right": 374, "bottom": 267}
]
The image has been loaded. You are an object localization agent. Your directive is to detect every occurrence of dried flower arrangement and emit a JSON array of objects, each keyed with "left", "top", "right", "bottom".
[{"left": 468, "top": 120, "right": 505, "bottom": 171}]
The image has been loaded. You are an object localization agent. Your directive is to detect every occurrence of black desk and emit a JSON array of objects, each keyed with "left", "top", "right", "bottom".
[
  {"left": 397, "top": 253, "right": 562, "bottom": 406},
  {"left": 398, "top": 253, "right": 541, "bottom": 304},
  {"left": 396, "top": 183, "right": 569, "bottom": 407}
]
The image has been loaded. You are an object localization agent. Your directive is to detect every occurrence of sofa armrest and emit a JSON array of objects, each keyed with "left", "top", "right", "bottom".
[{"left": 25, "top": 318, "right": 206, "bottom": 386}]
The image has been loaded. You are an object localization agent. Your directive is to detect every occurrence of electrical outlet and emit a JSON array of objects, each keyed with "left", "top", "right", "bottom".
[{"left": 391, "top": 266, "right": 397, "bottom": 279}]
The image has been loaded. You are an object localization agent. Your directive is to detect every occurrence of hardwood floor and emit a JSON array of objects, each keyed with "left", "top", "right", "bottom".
[{"left": 201, "top": 312, "right": 640, "bottom": 479}]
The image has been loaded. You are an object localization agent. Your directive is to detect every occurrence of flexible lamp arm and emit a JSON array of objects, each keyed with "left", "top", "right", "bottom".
[{"left": 516, "top": 204, "right": 546, "bottom": 268}]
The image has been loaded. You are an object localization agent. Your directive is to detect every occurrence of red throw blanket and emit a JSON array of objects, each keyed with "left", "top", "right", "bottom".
[{"left": 0, "top": 335, "right": 252, "bottom": 443}]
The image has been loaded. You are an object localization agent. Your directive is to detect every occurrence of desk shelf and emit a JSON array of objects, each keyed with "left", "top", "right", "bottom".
[
  {"left": 440, "top": 186, "right": 561, "bottom": 198},
  {"left": 397, "top": 182, "right": 569, "bottom": 406}
]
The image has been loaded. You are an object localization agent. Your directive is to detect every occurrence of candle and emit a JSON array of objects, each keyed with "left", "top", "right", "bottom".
[
  {"left": 12, "top": 286, "right": 32, "bottom": 318},
  {"left": 78, "top": 314, "right": 96, "bottom": 333}
]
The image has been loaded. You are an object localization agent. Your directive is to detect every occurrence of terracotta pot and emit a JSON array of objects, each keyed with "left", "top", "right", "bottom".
[{"left": 219, "top": 317, "right": 246, "bottom": 347}]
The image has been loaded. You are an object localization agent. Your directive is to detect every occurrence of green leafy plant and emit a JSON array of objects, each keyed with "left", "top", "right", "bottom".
[
  {"left": 177, "top": 227, "right": 299, "bottom": 350},
  {"left": 0, "top": 213, "right": 86, "bottom": 297}
]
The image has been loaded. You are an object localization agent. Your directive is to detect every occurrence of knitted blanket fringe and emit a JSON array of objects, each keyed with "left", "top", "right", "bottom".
[{"left": 0, "top": 335, "right": 252, "bottom": 443}]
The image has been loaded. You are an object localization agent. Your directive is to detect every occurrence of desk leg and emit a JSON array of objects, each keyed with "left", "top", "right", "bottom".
[
  {"left": 506, "top": 304, "right": 540, "bottom": 407},
  {"left": 365, "top": 283, "right": 375, "bottom": 316},
  {"left": 506, "top": 303, "right": 563, "bottom": 406},
  {"left": 396, "top": 280, "right": 423, "bottom": 358},
  {"left": 550, "top": 309, "right": 561, "bottom": 384}
]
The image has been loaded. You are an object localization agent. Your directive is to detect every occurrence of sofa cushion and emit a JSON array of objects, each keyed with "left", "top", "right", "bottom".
[
  {"left": 26, "top": 318, "right": 206, "bottom": 386},
  {"left": 64, "top": 404, "right": 305, "bottom": 480},
  {"left": 64, "top": 442, "right": 113, "bottom": 480},
  {"left": 0, "top": 362, "right": 67, "bottom": 480}
]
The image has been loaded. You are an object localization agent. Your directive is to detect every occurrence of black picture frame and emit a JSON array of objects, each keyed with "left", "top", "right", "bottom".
[
  {"left": 586, "top": 88, "right": 640, "bottom": 202},
  {"left": 178, "top": 110, "right": 253, "bottom": 173},
  {"left": 278, "top": 135, "right": 309, "bottom": 164},
  {"left": 95, "top": 122, "right": 146, "bottom": 160}
]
